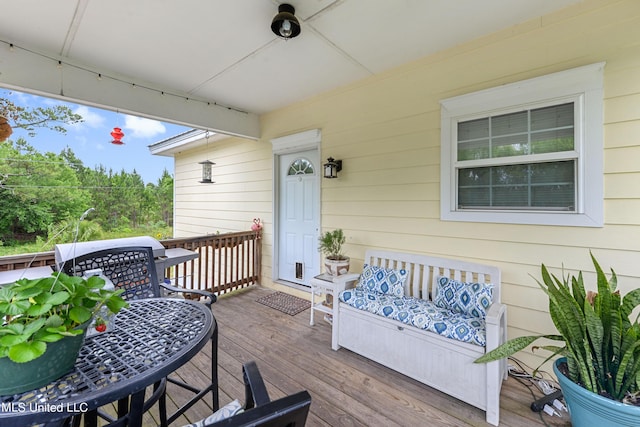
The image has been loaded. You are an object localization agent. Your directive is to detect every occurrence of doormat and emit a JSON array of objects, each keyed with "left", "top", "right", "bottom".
[{"left": 256, "top": 292, "right": 311, "bottom": 316}]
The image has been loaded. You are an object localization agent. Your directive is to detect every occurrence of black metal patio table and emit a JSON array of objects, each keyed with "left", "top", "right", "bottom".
[{"left": 0, "top": 298, "right": 215, "bottom": 427}]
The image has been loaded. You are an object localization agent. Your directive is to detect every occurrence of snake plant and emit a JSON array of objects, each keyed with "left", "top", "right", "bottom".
[{"left": 476, "top": 253, "right": 640, "bottom": 403}]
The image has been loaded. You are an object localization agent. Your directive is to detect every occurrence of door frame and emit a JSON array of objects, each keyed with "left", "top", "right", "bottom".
[{"left": 270, "top": 129, "right": 322, "bottom": 288}]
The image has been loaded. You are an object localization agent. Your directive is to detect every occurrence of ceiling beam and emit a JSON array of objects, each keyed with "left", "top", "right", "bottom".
[{"left": 0, "top": 43, "right": 260, "bottom": 139}]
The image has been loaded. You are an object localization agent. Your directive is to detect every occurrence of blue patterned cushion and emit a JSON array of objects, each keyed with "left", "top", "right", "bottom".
[
  {"left": 356, "top": 264, "right": 408, "bottom": 297},
  {"left": 434, "top": 276, "right": 493, "bottom": 319},
  {"left": 339, "top": 289, "right": 487, "bottom": 346},
  {"left": 183, "top": 399, "right": 243, "bottom": 426}
]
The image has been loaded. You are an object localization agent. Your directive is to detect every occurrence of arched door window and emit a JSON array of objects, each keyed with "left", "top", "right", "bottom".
[{"left": 287, "top": 158, "right": 315, "bottom": 175}]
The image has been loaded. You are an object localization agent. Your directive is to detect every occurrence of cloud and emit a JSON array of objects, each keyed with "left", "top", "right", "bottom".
[
  {"left": 9, "top": 90, "right": 31, "bottom": 105},
  {"left": 73, "top": 106, "right": 106, "bottom": 128},
  {"left": 124, "top": 115, "right": 166, "bottom": 139}
]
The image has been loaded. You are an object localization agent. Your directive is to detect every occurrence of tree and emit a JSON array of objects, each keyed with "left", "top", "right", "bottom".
[
  {"left": 153, "top": 169, "right": 174, "bottom": 226},
  {"left": 0, "top": 94, "right": 175, "bottom": 247},
  {"left": 0, "top": 96, "right": 83, "bottom": 138},
  {"left": 0, "top": 140, "right": 91, "bottom": 241},
  {"left": 0, "top": 95, "right": 86, "bottom": 243}
]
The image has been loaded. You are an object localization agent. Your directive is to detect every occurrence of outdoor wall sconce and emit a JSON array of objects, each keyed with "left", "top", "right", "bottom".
[
  {"left": 199, "top": 160, "right": 215, "bottom": 183},
  {"left": 271, "top": 3, "right": 301, "bottom": 39},
  {"left": 323, "top": 157, "right": 342, "bottom": 179}
]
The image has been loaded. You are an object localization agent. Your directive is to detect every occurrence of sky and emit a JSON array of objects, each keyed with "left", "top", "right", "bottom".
[{"left": 2, "top": 89, "right": 193, "bottom": 184}]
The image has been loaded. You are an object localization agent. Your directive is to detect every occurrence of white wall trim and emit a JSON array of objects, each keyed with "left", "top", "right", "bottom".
[
  {"left": 439, "top": 63, "right": 604, "bottom": 227},
  {"left": 270, "top": 129, "right": 322, "bottom": 284},
  {"left": 270, "top": 129, "right": 321, "bottom": 154}
]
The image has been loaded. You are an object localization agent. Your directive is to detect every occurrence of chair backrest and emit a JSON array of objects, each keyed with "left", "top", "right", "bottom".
[
  {"left": 207, "top": 391, "right": 311, "bottom": 427},
  {"left": 205, "top": 360, "right": 311, "bottom": 427},
  {"left": 60, "top": 246, "right": 161, "bottom": 301}
]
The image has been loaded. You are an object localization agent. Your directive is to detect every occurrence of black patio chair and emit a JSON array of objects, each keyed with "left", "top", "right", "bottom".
[
  {"left": 186, "top": 361, "right": 311, "bottom": 427},
  {"left": 59, "top": 246, "right": 218, "bottom": 427}
]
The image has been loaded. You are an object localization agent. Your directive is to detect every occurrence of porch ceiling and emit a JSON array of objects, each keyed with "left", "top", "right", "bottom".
[{"left": 0, "top": 0, "right": 582, "bottom": 139}]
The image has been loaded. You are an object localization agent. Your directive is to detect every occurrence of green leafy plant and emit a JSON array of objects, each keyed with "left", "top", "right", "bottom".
[
  {"left": 475, "top": 253, "right": 640, "bottom": 403},
  {"left": 0, "top": 272, "right": 128, "bottom": 363},
  {"left": 0, "top": 96, "right": 83, "bottom": 137},
  {"left": 318, "top": 229, "right": 347, "bottom": 260}
]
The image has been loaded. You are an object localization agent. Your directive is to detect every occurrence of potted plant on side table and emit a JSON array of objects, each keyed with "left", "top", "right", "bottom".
[
  {"left": 475, "top": 252, "right": 640, "bottom": 427},
  {"left": 0, "top": 272, "right": 128, "bottom": 395},
  {"left": 318, "top": 228, "right": 350, "bottom": 276}
]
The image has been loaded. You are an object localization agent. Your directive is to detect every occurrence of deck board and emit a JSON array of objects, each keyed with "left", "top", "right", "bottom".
[{"left": 138, "top": 286, "right": 571, "bottom": 426}]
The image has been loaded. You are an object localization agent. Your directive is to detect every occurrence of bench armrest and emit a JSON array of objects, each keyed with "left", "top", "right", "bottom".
[
  {"left": 485, "top": 301, "right": 507, "bottom": 352},
  {"left": 485, "top": 302, "right": 506, "bottom": 325}
]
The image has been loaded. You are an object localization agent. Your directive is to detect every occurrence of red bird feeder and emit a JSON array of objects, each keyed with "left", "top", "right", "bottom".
[{"left": 110, "top": 127, "right": 125, "bottom": 145}]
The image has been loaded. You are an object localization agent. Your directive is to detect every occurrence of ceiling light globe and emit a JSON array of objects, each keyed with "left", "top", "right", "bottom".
[
  {"left": 271, "top": 3, "right": 301, "bottom": 39},
  {"left": 280, "top": 20, "right": 292, "bottom": 38}
]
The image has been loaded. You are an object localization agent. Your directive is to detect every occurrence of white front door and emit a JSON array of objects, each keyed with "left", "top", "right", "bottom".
[{"left": 278, "top": 150, "right": 320, "bottom": 286}]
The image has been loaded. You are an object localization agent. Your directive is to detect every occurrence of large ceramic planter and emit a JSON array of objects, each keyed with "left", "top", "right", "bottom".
[
  {"left": 324, "top": 257, "right": 350, "bottom": 276},
  {"left": 554, "top": 358, "right": 640, "bottom": 427},
  {"left": 0, "top": 323, "right": 88, "bottom": 395}
]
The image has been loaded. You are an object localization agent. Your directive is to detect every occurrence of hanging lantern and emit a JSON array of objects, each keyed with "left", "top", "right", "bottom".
[
  {"left": 199, "top": 160, "right": 215, "bottom": 183},
  {"left": 198, "top": 130, "right": 215, "bottom": 183},
  {"left": 110, "top": 127, "right": 124, "bottom": 145},
  {"left": 0, "top": 116, "right": 13, "bottom": 142}
]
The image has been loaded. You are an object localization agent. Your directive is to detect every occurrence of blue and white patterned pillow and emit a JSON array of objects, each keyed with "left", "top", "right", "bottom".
[
  {"left": 357, "top": 264, "right": 408, "bottom": 297},
  {"left": 183, "top": 399, "right": 243, "bottom": 426},
  {"left": 434, "top": 276, "right": 493, "bottom": 319}
]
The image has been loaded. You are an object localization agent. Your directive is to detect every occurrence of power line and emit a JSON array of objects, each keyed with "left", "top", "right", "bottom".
[
  {"left": 1, "top": 185, "right": 148, "bottom": 189},
  {"left": 0, "top": 157, "right": 77, "bottom": 165},
  {"left": 1, "top": 39, "right": 248, "bottom": 115}
]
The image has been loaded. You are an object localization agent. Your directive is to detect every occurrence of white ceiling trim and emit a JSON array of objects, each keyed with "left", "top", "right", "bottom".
[
  {"left": 0, "top": 42, "right": 260, "bottom": 139},
  {"left": 149, "top": 129, "right": 230, "bottom": 157}
]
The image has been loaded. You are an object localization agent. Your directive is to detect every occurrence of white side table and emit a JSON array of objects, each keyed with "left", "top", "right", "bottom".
[
  {"left": 310, "top": 273, "right": 359, "bottom": 348},
  {"left": 309, "top": 273, "right": 339, "bottom": 327}
]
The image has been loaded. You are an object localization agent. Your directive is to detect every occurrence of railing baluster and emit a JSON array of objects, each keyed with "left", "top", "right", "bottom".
[{"left": 0, "top": 230, "right": 262, "bottom": 296}]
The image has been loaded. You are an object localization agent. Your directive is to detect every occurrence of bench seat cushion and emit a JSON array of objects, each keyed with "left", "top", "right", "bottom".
[{"left": 339, "top": 289, "right": 487, "bottom": 347}]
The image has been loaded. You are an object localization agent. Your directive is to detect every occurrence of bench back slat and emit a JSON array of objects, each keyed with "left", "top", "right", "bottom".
[{"left": 364, "top": 250, "right": 501, "bottom": 303}]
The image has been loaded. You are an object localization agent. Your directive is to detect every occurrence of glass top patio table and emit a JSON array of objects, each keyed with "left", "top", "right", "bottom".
[{"left": 0, "top": 298, "right": 215, "bottom": 426}]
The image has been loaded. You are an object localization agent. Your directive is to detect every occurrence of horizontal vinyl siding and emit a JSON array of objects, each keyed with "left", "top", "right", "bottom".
[
  {"left": 174, "top": 137, "right": 272, "bottom": 237},
  {"left": 174, "top": 0, "right": 640, "bottom": 369}
]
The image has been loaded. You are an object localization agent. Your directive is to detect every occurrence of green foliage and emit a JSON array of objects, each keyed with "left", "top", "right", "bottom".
[
  {"left": 318, "top": 229, "right": 347, "bottom": 260},
  {"left": 0, "top": 140, "right": 91, "bottom": 239},
  {"left": 0, "top": 95, "right": 174, "bottom": 245},
  {"left": 45, "top": 219, "right": 104, "bottom": 247},
  {"left": 0, "top": 96, "right": 83, "bottom": 137},
  {"left": 475, "top": 253, "right": 640, "bottom": 402},
  {"left": 0, "top": 141, "right": 174, "bottom": 245},
  {"left": 0, "top": 272, "right": 128, "bottom": 363}
]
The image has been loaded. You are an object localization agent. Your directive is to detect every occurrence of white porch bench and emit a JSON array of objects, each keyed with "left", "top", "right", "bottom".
[{"left": 331, "top": 250, "right": 507, "bottom": 426}]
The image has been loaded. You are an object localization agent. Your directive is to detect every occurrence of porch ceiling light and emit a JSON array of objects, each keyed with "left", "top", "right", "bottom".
[
  {"left": 199, "top": 160, "right": 215, "bottom": 184},
  {"left": 323, "top": 157, "right": 342, "bottom": 179},
  {"left": 271, "top": 3, "right": 301, "bottom": 39}
]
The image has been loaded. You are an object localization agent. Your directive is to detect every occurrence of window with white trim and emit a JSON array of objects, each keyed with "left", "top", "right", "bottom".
[{"left": 440, "top": 63, "right": 605, "bottom": 227}]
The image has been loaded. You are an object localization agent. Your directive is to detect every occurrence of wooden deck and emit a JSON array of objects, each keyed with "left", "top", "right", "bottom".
[{"left": 142, "top": 286, "right": 571, "bottom": 426}]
